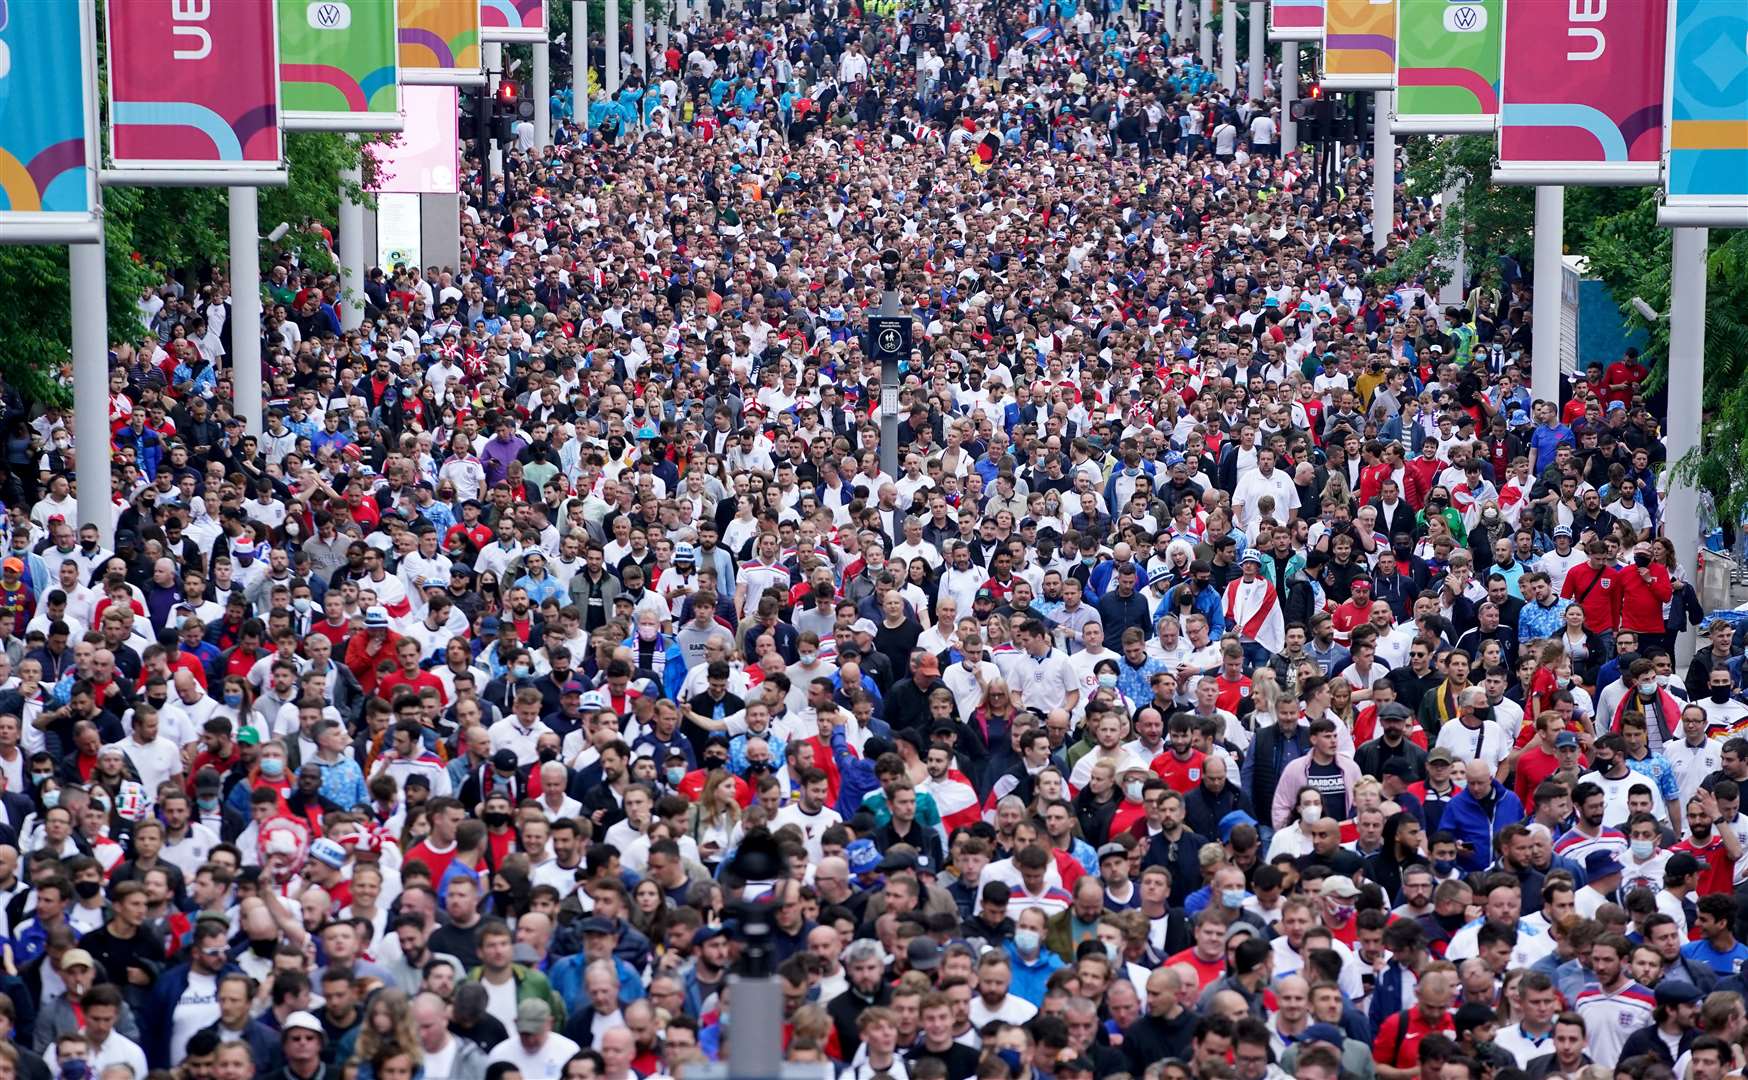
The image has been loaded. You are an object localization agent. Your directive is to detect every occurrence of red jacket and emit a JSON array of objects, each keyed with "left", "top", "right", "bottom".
[
  {"left": 1402, "top": 456, "right": 1440, "bottom": 510},
  {"left": 1614, "top": 563, "right": 1673, "bottom": 634}
]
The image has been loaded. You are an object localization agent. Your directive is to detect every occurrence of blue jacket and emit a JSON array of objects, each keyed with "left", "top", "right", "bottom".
[
  {"left": 549, "top": 950, "right": 645, "bottom": 1012},
  {"left": 830, "top": 725, "right": 882, "bottom": 818},
  {"left": 1440, "top": 780, "right": 1525, "bottom": 873},
  {"left": 144, "top": 959, "right": 243, "bottom": 1068},
  {"left": 1155, "top": 584, "right": 1225, "bottom": 637},
  {"left": 1003, "top": 941, "right": 1066, "bottom": 1005}
]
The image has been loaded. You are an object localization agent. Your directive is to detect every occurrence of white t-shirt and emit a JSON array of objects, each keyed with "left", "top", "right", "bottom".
[
  {"left": 489, "top": 1033, "right": 584, "bottom": 1080},
  {"left": 170, "top": 970, "right": 222, "bottom": 1065},
  {"left": 1433, "top": 719, "right": 1511, "bottom": 773},
  {"left": 773, "top": 802, "right": 844, "bottom": 860},
  {"left": 424, "top": 1037, "right": 461, "bottom": 1080},
  {"left": 483, "top": 974, "right": 519, "bottom": 1021},
  {"left": 967, "top": 993, "right": 1037, "bottom": 1028}
]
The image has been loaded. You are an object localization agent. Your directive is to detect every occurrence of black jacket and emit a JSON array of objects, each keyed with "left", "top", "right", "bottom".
[
  {"left": 1121, "top": 1011, "right": 1197, "bottom": 1075},
  {"left": 1182, "top": 781, "right": 1251, "bottom": 842},
  {"left": 1140, "top": 828, "right": 1210, "bottom": 907},
  {"left": 828, "top": 982, "right": 891, "bottom": 1060}
]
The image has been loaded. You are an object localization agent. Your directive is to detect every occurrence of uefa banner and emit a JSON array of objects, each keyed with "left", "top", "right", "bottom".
[
  {"left": 106, "top": 0, "right": 284, "bottom": 182},
  {"left": 481, "top": 0, "right": 548, "bottom": 42},
  {"left": 1393, "top": 0, "right": 1499, "bottom": 133},
  {"left": 1660, "top": 0, "right": 1748, "bottom": 227},
  {"left": 281, "top": 0, "right": 404, "bottom": 132},
  {"left": 400, "top": 0, "right": 484, "bottom": 85},
  {"left": 1495, "top": 0, "right": 1666, "bottom": 185},
  {"left": 1323, "top": 0, "right": 1396, "bottom": 91},
  {"left": 1270, "top": 0, "right": 1324, "bottom": 42},
  {"left": 374, "top": 86, "right": 459, "bottom": 195},
  {"left": 0, "top": 0, "right": 102, "bottom": 244}
]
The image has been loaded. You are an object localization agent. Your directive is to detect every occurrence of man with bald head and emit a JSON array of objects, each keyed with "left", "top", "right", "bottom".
[
  {"left": 412, "top": 990, "right": 487, "bottom": 1079},
  {"left": 162, "top": 667, "right": 219, "bottom": 749},
  {"left": 807, "top": 924, "right": 847, "bottom": 1000},
  {"left": 1121, "top": 965, "right": 1196, "bottom": 1073},
  {"left": 813, "top": 855, "right": 856, "bottom": 908},
  {"left": 599, "top": 1025, "right": 638, "bottom": 1080}
]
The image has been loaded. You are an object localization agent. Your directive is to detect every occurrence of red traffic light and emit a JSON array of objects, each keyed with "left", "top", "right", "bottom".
[{"left": 497, "top": 79, "right": 520, "bottom": 103}]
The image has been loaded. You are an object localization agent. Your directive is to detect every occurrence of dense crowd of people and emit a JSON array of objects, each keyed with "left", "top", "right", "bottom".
[{"left": 0, "top": 1, "right": 1740, "bottom": 1080}]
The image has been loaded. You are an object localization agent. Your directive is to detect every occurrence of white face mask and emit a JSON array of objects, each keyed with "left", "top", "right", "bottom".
[{"left": 1300, "top": 805, "right": 1323, "bottom": 824}]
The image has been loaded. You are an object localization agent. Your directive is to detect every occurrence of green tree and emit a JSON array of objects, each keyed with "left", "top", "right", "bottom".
[
  {"left": 0, "top": 132, "right": 378, "bottom": 405},
  {"left": 1377, "top": 134, "right": 1533, "bottom": 292}
]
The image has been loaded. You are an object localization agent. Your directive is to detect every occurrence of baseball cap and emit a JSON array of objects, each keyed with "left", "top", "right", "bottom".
[
  {"left": 1301, "top": 1023, "right": 1345, "bottom": 1046},
  {"left": 281, "top": 1011, "right": 325, "bottom": 1037},
  {"left": 1427, "top": 747, "right": 1456, "bottom": 766},
  {"left": 1319, "top": 875, "right": 1361, "bottom": 899},
  {"left": 1, "top": 557, "right": 21, "bottom": 574},
  {"left": 516, "top": 999, "right": 554, "bottom": 1034},
  {"left": 906, "top": 937, "right": 943, "bottom": 971},
  {"left": 491, "top": 748, "right": 520, "bottom": 772},
  {"left": 59, "top": 949, "right": 95, "bottom": 970},
  {"left": 851, "top": 617, "right": 878, "bottom": 636},
  {"left": 1656, "top": 981, "right": 1702, "bottom": 1006},
  {"left": 1554, "top": 731, "right": 1580, "bottom": 749}
]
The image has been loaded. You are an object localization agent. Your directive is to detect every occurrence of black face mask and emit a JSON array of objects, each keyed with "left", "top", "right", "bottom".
[
  {"left": 483, "top": 811, "right": 512, "bottom": 828},
  {"left": 705, "top": 756, "right": 728, "bottom": 770},
  {"left": 1714, "top": 687, "right": 1734, "bottom": 704},
  {"left": 537, "top": 746, "right": 559, "bottom": 764},
  {"left": 251, "top": 938, "right": 278, "bottom": 959},
  {"left": 74, "top": 880, "right": 102, "bottom": 901}
]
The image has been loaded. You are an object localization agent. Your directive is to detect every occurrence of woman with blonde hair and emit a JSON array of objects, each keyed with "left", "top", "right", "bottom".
[
  {"left": 345, "top": 988, "right": 421, "bottom": 1079},
  {"left": 690, "top": 769, "right": 743, "bottom": 868},
  {"left": 969, "top": 677, "right": 1023, "bottom": 753}
]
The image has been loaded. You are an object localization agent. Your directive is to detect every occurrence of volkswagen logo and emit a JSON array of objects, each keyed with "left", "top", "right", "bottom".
[
  {"left": 308, "top": 1, "right": 352, "bottom": 30},
  {"left": 1442, "top": 3, "right": 1486, "bottom": 32}
]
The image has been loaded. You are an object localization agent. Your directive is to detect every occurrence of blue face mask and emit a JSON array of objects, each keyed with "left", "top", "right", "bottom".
[
  {"left": 667, "top": 767, "right": 687, "bottom": 785},
  {"left": 996, "top": 1049, "right": 1025, "bottom": 1074},
  {"left": 1221, "top": 888, "right": 1247, "bottom": 909},
  {"left": 260, "top": 758, "right": 285, "bottom": 778},
  {"left": 225, "top": 693, "right": 244, "bottom": 708},
  {"left": 1433, "top": 859, "right": 1457, "bottom": 875}
]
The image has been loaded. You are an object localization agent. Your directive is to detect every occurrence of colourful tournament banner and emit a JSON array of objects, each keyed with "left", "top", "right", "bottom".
[
  {"left": 0, "top": 0, "right": 102, "bottom": 243},
  {"left": 106, "top": 0, "right": 284, "bottom": 180},
  {"left": 1659, "top": 0, "right": 1748, "bottom": 227},
  {"left": 1495, "top": 0, "right": 1666, "bottom": 185},
  {"left": 372, "top": 85, "right": 459, "bottom": 194},
  {"left": 1323, "top": 0, "right": 1396, "bottom": 91},
  {"left": 1393, "top": 0, "right": 1500, "bottom": 133},
  {"left": 480, "top": 0, "right": 547, "bottom": 42},
  {"left": 1270, "top": 0, "right": 1324, "bottom": 42},
  {"left": 399, "top": 0, "right": 484, "bottom": 86},
  {"left": 280, "top": 0, "right": 404, "bottom": 132}
]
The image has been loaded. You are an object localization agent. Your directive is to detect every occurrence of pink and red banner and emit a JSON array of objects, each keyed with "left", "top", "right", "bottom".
[
  {"left": 1495, "top": 0, "right": 1665, "bottom": 185},
  {"left": 481, "top": 0, "right": 548, "bottom": 42},
  {"left": 106, "top": 0, "right": 284, "bottom": 178}
]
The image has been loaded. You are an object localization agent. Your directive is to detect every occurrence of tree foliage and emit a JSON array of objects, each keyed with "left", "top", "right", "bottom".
[
  {"left": 1376, "top": 134, "right": 1748, "bottom": 519},
  {"left": 0, "top": 132, "right": 376, "bottom": 406},
  {"left": 1377, "top": 134, "right": 1533, "bottom": 292}
]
